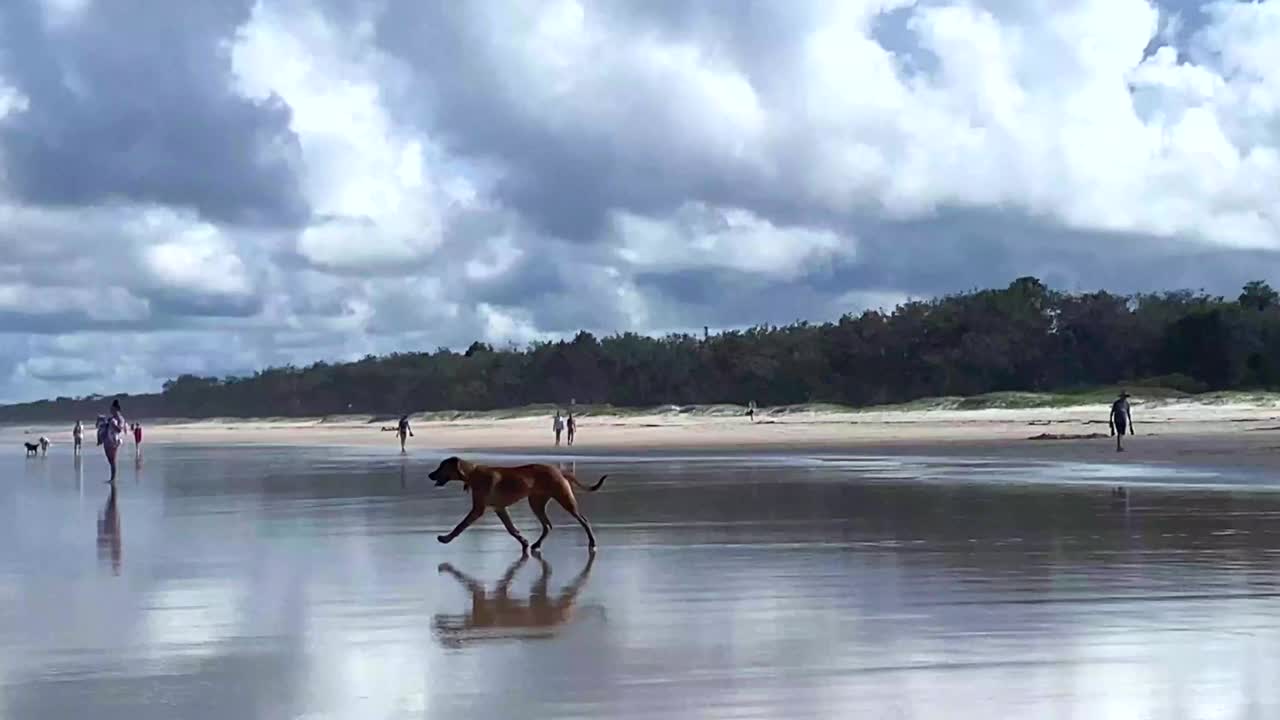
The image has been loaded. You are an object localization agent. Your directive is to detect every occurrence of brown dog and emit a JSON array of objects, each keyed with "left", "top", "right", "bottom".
[{"left": 428, "top": 457, "right": 607, "bottom": 552}]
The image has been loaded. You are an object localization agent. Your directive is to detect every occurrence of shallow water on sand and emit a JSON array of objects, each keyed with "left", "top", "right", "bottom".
[{"left": 4, "top": 445, "right": 1280, "bottom": 719}]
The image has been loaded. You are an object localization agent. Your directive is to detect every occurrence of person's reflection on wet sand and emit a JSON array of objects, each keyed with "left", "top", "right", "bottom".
[
  {"left": 96, "top": 485, "right": 122, "bottom": 575},
  {"left": 433, "top": 553, "right": 599, "bottom": 648}
]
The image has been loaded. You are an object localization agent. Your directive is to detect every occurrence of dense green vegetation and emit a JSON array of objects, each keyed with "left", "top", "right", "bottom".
[{"left": 5, "top": 277, "right": 1280, "bottom": 422}]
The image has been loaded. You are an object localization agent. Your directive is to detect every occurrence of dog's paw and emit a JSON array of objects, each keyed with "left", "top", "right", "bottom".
[{"left": 437, "top": 534, "right": 452, "bottom": 544}]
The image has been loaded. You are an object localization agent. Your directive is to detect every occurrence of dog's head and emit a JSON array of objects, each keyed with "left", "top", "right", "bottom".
[{"left": 428, "top": 456, "right": 473, "bottom": 488}]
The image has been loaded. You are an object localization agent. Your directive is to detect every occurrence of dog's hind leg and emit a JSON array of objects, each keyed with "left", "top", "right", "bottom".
[
  {"left": 529, "top": 496, "right": 553, "bottom": 551},
  {"left": 495, "top": 507, "right": 530, "bottom": 553},
  {"left": 553, "top": 491, "right": 598, "bottom": 551},
  {"left": 495, "top": 554, "right": 528, "bottom": 597},
  {"left": 557, "top": 552, "right": 596, "bottom": 610}
]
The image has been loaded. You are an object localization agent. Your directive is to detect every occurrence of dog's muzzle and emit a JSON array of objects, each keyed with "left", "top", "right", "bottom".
[{"left": 429, "top": 472, "right": 447, "bottom": 487}]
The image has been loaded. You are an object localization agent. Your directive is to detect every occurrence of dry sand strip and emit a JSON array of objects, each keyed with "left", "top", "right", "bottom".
[{"left": 9, "top": 401, "right": 1280, "bottom": 471}]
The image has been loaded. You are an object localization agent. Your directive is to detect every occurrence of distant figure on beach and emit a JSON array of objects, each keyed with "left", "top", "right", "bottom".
[
  {"left": 38, "top": 436, "right": 50, "bottom": 456},
  {"left": 748, "top": 400, "right": 756, "bottom": 423},
  {"left": 73, "top": 420, "right": 83, "bottom": 454},
  {"left": 567, "top": 413, "right": 577, "bottom": 446},
  {"left": 397, "top": 415, "right": 413, "bottom": 452},
  {"left": 1109, "top": 391, "right": 1133, "bottom": 452},
  {"left": 97, "top": 399, "right": 126, "bottom": 483},
  {"left": 132, "top": 423, "right": 143, "bottom": 456},
  {"left": 1110, "top": 486, "right": 1131, "bottom": 513},
  {"left": 553, "top": 412, "right": 564, "bottom": 447}
]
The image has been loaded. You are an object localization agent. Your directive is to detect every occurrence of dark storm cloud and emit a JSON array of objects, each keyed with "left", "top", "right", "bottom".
[
  {"left": 143, "top": 289, "right": 263, "bottom": 320},
  {"left": 370, "top": 3, "right": 784, "bottom": 244},
  {"left": 0, "top": 309, "right": 183, "bottom": 336},
  {"left": 842, "top": 210, "right": 1280, "bottom": 300},
  {"left": 632, "top": 266, "right": 860, "bottom": 331},
  {"left": 0, "top": 0, "right": 307, "bottom": 227}
]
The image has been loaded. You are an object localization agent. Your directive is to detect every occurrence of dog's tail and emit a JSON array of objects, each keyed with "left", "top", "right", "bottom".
[{"left": 566, "top": 473, "right": 608, "bottom": 492}]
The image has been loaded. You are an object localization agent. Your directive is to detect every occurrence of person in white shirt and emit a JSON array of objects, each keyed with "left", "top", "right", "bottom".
[
  {"left": 73, "top": 420, "right": 84, "bottom": 454},
  {"left": 553, "top": 412, "right": 565, "bottom": 447},
  {"left": 99, "top": 399, "right": 127, "bottom": 483}
]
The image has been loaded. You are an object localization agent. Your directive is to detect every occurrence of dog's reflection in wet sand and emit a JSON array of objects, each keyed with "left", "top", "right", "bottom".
[{"left": 433, "top": 553, "right": 600, "bottom": 648}]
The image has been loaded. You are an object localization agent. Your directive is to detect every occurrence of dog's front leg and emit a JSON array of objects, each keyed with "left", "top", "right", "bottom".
[{"left": 439, "top": 506, "right": 485, "bottom": 544}]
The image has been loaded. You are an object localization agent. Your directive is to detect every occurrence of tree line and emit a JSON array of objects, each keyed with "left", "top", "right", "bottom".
[{"left": 4, "top": 277, "right": 1279, "bottom": 422}]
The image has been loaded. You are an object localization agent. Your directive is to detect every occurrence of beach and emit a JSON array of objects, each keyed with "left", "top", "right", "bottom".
[
  {"left": 6, "top": 400, "right": 1280, "bottom": 717},
  {"left": 12, "top": 396, "right": 1280, "bottom": 470}
]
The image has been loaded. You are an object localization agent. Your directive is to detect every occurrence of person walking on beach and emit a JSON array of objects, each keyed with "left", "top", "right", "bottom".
[
  {"left": 73, "top": 420, "right": 83, "bottom": 455},
  {"left": 553, "top": 411, "right": 565, "bottom": 447},
  {"left": 132, "top": 422, "right": 143, "bottom": 457},
  {"left": 1109, "top": 391, "right": 1134, "bottom": 452},
  {"left": 396, "top": 415, "right": 413, "bottom": 452},
  {"left": 38, "top": 436, "right": 50, "bottom": 456},
  {"left": 566, "top": 413, "right": 577, "bottom": 446},
  {"left": 748, "top": 400, "right": 756, "bottom": 423},
  {"left": 98, "top": 399, "right": 126, "bottom": 482}
]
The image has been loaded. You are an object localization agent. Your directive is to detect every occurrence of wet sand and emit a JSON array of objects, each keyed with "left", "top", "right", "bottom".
[{"left": 5, "top": 445, "right": 1280, "bottom": 718}]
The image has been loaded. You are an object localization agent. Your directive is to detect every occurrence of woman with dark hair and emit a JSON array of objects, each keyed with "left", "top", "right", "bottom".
[
  {"left": 98, "top": 399, "right": 127, "bottom": 482},
  {"left": 396, "top": 415, "right": 413, "bottom": 452}
]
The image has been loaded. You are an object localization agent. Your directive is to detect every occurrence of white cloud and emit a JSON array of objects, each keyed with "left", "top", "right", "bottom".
[
  {"left": 615, "top": 203, "right": 851, "bottom": 279},
  {"left": 477, "top": 303, "right": 551, "bottom": 346},
  {"left": 39, "top": 0, "right": 92, "bottom": 29},
  {"left": 464, "top": 234, "right": 524, "bottom": 282},
  {"left": 0, "top": 79, "right": 27, "bottom": 120},
  {"left": 231, "top": 0, "right": 473, "bottom": 274},
  {"left": 18, "top": 355, "right": 96, "bottom": 382},
  {"left": 483, "top": 0, "right": 770, "bottom": 173},
  {"left": 141, "top": 222, "right": 254, "bottom": 300}
]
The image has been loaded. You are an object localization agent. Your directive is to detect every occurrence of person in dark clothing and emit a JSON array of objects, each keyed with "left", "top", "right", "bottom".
[
  {"left": 397, "top": 415, "right": 413, "bottom": 452},
  {"left": 1109, "top": 392, "right": 1134, "bottom": 452}
]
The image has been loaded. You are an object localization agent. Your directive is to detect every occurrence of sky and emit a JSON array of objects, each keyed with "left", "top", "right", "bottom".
[{"left": 0, "top": 0, "right": 1277, "bottom": 403}]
